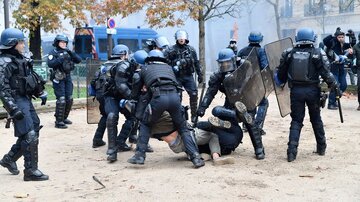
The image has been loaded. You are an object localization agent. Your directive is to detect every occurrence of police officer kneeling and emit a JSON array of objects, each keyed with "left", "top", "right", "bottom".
[
  {"left": 0, "top": 28, "right": 49, "bottom": 181},
  {"left": 128, "top": 50, "right": 204, "bottom": 168},
  {"left": 275, "top": 28, "right": 338, "bottom": 162}
]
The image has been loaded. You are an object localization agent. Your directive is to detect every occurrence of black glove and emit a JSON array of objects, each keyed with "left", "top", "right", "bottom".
[
  {"left": 39, "top": 91, "right": 48, "bottom": 106},
  {"left": 197, "top": 107, "right": 206, "bottom": 117},
  {"left": 198, "top": 75, "right": 203, "bottom": 83},
  {"left": 11, "top": 109, "right": 24, "bottom": 120}
]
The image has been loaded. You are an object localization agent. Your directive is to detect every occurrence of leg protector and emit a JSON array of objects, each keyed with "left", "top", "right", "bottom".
[
  {"left": 55, "top": 97, "right": 67, "bottom": 129},
  {"left": 106, "top": 113, "right": 118, "bottom": 162},
  {"left": 190, "top": 94, "right": 198, "bottom": 123},
  {"left": 246, "top": 123, "right": 265, "bottom": 160},
  {"left": 181, "top": 130, "right": 205, "bottom": 168},
  {"left": 92, "top": 116, "right": 107, "bottom": 148},
  {"left": 64, "top": 98, "right": 73, "bottom": 124},
  {"left": 22, "top": 131, "right": 48, "bottom": 181}
]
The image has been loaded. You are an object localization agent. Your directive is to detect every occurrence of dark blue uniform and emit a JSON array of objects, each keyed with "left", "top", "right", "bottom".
[
  {"left": 47, "top": 47, "right": 81, "bottom": 128},
  {"left": 0, "top": 47, "right": 48, "bottom": 181},
  {"left": 238, "top": 44, "right": 269, "bottom": 134},
  {"left": 165, "top": 43, "right": 203, "bottom": 122},
  {"left": 276, "top": 43, "right": 338, "bottom": 162},
  {"left": 128, "top": 58, "right": 204, "bottom": 168},
  {"left": 197, "top": 71, "right": 264, "bottom": 159}
]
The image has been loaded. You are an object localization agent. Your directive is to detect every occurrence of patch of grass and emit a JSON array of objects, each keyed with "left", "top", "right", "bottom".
[{"left": 43, "top": 84, "right": 87, "bottom": 101}]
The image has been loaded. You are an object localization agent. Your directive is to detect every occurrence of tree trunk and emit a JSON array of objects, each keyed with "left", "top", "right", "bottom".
[
  {"left": 274, "top": 0, "right": 281, "bottom": 39},
  {"left": 29, "top": 24, "right": 41, "bottom": 60},
  {"left": 29, "top": 1, "right": 41, "bottom": 60},
  {"left": 198, "top": 17, "right": 206, "bottom": 82}
]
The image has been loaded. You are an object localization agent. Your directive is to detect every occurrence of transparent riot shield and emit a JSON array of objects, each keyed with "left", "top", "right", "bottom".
[
  {"left": 264, "top": 37, "right": 293, "bottom": 117},
  {"left": 223, "top": 49, "right": 266, "bottom": 111},
  {"left": 86, "top": 58, "right": 103, "bottom": 124}
]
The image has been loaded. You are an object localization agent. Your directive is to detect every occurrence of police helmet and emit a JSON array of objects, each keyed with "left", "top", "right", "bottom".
[
  {"left": 295, "top": 28, "right": 316, "bottom": 44},
  {"left": 133, "top": 50, "right": 148, "bottom": 65},
  {"left": 155, "top": 35, "right": 170, "bottom": 49},
  {"left": 0, "top": 28, "right": 25, "bottom": 49},
  {"left": 112, "top": 44, "right": 129, "bottom": 56},
  {"left": 145, "top": 49, "right": 167, "bottom": 63},
  {"left": 229, "top": 38, "right": 237, "bottom": 44},
  {"left": 217, "top": 48, "right": 236, "bottom": 73},
  {"left": 53, "top": 34, "right": 69, "bottom": 47},
  {"left": 248, "top": 31, "right": 263, "bottom": 44},
  {"left": 175, "top": 30, "right": 189, "bottom": 44}
]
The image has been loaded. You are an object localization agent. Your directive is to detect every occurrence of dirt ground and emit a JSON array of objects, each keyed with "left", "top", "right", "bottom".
[{"left": 0, "top": 93, "right": 359, "bottom": 202}]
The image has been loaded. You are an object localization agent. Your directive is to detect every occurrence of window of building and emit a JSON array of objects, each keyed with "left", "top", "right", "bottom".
[
  {"left": 304, "top": 0, "right": 326, "bottom": 16},
  {"left": 339, "top": 0, "right": 354, "bottom": 13},
  {"left": 283, "top": 0, "right": 293, "bottom": 18}
]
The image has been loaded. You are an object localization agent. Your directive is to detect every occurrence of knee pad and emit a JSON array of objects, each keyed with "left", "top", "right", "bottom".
[
  {"left": 24, "top": 130, "right": 38, "bottom": 146},
  {"left": 57, "top": 96, "right": 66, "bottom": 104},
  {"left": 107, "top": 112, "right": 119, "bottom": 126}
]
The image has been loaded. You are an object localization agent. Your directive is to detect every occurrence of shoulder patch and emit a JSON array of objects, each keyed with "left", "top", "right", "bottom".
[
  {"left": 48, "top": 55, "right": 54, "bottom": 60},
  {"left": 0, "top": 56, "right": 12, "bottom": 66}
]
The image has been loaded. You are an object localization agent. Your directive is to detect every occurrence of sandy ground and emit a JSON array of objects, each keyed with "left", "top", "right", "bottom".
[{"left": 0, "top": 93, "right": 360, "bottom": 202}]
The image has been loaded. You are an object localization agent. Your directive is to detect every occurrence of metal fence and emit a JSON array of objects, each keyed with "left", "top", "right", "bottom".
[{"left": 33, "top": 60, "right": 88, "bottom": 98}]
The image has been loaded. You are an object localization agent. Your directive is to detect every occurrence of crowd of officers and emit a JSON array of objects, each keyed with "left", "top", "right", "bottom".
[{"left": 0, "top": 25, "right": 358, "bottom": 181}]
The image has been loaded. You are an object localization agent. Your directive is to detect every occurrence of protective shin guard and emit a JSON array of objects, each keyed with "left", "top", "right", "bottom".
[
  {"left": 212, "top": 106, "right": 237, "bottom": 120},
  {"left": 247, "top": 124, "right": 265, "bottom": 160},
  {"left": 106, "top": 113, "right": 118, "bottom": 162},
  {"left": 55, "top": 99, "right": 67, "bottom": 129},
  {"left": 181, "top": 131, "right": 205, "bottom": 168},
  {"left": 23, "top": 131, "right": 49, "bottom": 181},
  {"left": 190, "top": 95, "right": 198, "bottom": 123},
  {"left": 64, "top": 99, "right": 73, "bottom": 124}
]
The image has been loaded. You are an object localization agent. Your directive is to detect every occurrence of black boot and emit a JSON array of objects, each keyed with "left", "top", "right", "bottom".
[
  {"left": 316, "top": 142, "right": 327, "bottom": 156},
  {"left": 146, "top": 144, "right": 154, "bottom": 153},
  {"left": 127, "top": 151, "right": 146, "bottom": 165},
  {"left": 55, "top": 99, "right": 67, "bottom": 129},
  {"left": 24, "top": 168, "right": 49, "bottom": 181},
  {"left": 92, "top": 139, "right": 106, "bottom": 148},
  {"left": 117, "top": 142, "right": 131, "bottom": 152},
  {"left": 23, "top": 131, "right": 49, "bottom": 181},
  {"left": 63, "top": 99, "right": 73, "bottom": 125},
  {"left": 0, "top": 153, "right": 20, "bottom": 175},
  {"left": 287, "top": 141, "right": 298, "bottom": 162},
  {"left": 235, "top": 101, "right": 253, "bottom": 124},
  {"left": 190, "top": 153, "right": 205, "bottom": 168},
  {"left": 247, "top": 124, "right": 265, "bottom": 160}
]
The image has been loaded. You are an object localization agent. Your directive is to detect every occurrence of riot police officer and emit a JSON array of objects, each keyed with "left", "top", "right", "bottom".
[
  {"left": 197, "top": 48, "right": 265, "bottom": 160},
  {"left": 165, "top": 30, "right": 203, "bottom": 123},
  {"left": 47, "top": 34, "right": 82, "bottom": 128},
  {"left": 127, "top": 50, "right": 204, "bottom": 168},
  {"left": 274, "top": 28, "right": 338, "bottom": 162},
  {"left": 227, "top": 38, "right": 238, "bottom": 55},
  {"left": 0, "top": 28, "right": 48, "bottom": 181},
  {"left": 238, "top": 31, "right": 269, "bottom": 135},
  {"left": 99, "top": 44, "right": 136, "bottom": 162}
]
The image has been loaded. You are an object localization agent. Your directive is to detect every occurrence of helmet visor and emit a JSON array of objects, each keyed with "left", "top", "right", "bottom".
[{"left": 218, "top": 60, "right": 235, "bottom": 72}]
